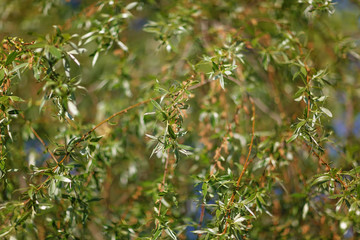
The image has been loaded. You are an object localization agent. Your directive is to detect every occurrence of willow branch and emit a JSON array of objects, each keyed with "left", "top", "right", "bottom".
[
  {"left": 306, "top": 144, "right": 349, "bottom": 191},
  {"left": 23, "top": 96, "right": 160, "bottom": 205},
  {"left": 23, "top": 79, "right": 211, "bottom": 205},
  {"left": 157, "top": 150, "right": 170, "bottom": 218},
  {"left": 222, "top": 97, "right": 255, "bottom": 234}
]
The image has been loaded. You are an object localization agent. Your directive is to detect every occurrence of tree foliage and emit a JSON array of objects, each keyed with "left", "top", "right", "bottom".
[{"left": 1, "top": 0, "right": 360, "bottom": 239}]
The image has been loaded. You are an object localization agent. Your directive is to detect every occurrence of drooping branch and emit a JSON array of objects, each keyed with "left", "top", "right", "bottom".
[{"left": 23, "top": 96, "right": 161, "bottom": 204}]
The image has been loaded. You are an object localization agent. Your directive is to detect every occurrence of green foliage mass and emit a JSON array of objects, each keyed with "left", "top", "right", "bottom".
[{"left": 1, "top": 0, "right": 360, "bottom": 239}]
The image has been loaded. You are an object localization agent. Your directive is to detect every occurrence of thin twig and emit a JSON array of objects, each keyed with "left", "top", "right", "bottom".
[
  {"left": 157, "top": 150, "right": 170, "bottom": 217},
  {"left": 29, "top": 125, "right": 58, "bottom": 164},
  {"left": 222, "top": 97, "right": 255, "bottom": 234},
  {"left": 198, "top": 203, "right": 205, "bottom": 229},
  {"left": 305, "top": 66, "right": 311, "bottom": 118},
  {"left": 13, "top": 103, "right": 58, "bottom": 164}
]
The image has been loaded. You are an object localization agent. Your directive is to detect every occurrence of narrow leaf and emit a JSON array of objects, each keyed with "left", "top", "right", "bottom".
[
  {"left": 49, "top": 46, "right": 62, "bottom": 59},
  {"left": 0, "top": 69, "right": 5, "bottom": 81},
  {"left": 151, "top": 99, "right": 162, "bottom": 111},
  {"left": 125, "top": 2, "right": 138, "bottom": 10},
  {"left": 320, "top": 107, "right": 332, "bottom": 118},
  {"left": 168, "top": 125, "right": 177, "bottom": 139},
  {"left": 165, "top": 228, "right": 177, "bottom": 240},
  {"left": 5, "top": 52, "right": 17, "bottom": 66},
  {"left": 219, "top": 74, "right": 225, "bottom": 89},
  {"left": 92, "top": 51, "right": 99, "bottom": 67},
  {"left": 300, "top": 67, "right": 307, "bottom": 77},
  {"left": 54, "top": 175, "right": 72, "bottom": 183},
  {"left": 68, "top": 52, "right": 80, "bottom": 66},
  {"left": 311, "top": 175, "right": 331, "bottom": 186},
  {"left": 116, "top": 40, "right": 128, "bottom": 51},
  {"left": 287, "top": 134, "right": 298, "bottom": 143}
]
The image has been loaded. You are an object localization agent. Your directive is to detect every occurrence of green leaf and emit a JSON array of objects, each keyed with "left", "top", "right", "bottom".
[
  {"left": 92, "top": 51, "right": 99, "bottom": 66},
  {"left": 291, "top": 193, "right": 307, "bottom": 198},
  {"left": 125, "top": 2, "right": 138, "bottom": 10},
  {"left": 296, "top": 120, "right": 306, "bottom": 129},
  {"left": 202, "top": 182, "right": 208, "bottom": 200},
  {"left": 212, "top": 61, "right": 219, "bottom": 71},
  {"left": 191, "top": 230, "right": 207, "bottom": 235},
  {"left": 219, "top": 74, "right": 225, "bottom": 89},
  {"left": 294, "top": 87, "right": 306, "bottom": 98},
  {"left": 67, "top": 137, "right": 81, "bottom": 150},
  {"left": 0, "top": 96, "right": 8, "bottom": 104},
  {"left": 311, "top": 175, "right": 331, "bottom": 186},
  {"left": 145, "top": 134, "right": 158, "bottom": 140},
  {"left": 286, "top": 134, "right": 298, "bottom": 143},
  {"left": 153, "top": 227, "right": 162, "bottom": 240},
  {"left": 0, "top": 95, "right": 24, "bottom": 104},
  {"left": 5, "top": 52, "right": 17, "bottom": 66},
  {"left": 48, "top": 180, "right": 56, "bottom": 197},
  {"left": 165, "top": 228, "right": 177, "bottom": 240},
  {"left": 174, "top": 147, "right": 180, "bottom": 162},
  {"left": 9, "top": 96, "right": 25, "bottom": 102},
  {"left": 0, "top": 157, "right": 5, "bottom": 174},
  {"left": 9, "top": 62, "right": 28, "bottom": 74},
  {"left": 262, "top": 53, "right": 270, "bottom": 70},
  {"left": 68, "top": 52, "right": 80, "bottom": 66},
  {"left": 16, "top": 211, "right": 31, "bottom": 225},
  {"left": 90, "top": 136, "right": 103, "bottom": 142},
  {"left": 302, "top": 203, "right": 309, "bottom": 219},
  {"left": 87, "top": 197, "right": 103, "bottom": 202},
  {"left": 168, "top": 125, "right": 177, "bottom": 139},
  {"left": 49, "top": 46, "right": 62, "bottom": 59},
  {"left": 293, "top": 71, "right": 301, "bottom": 80},
  {"left": 116, "top": 40, "right": 128, "bottom": 51},
  {"left": 300, "top": 67, "right": 307, "bottom": 77},
  {"left": 0, "top": 68, "right": 5, "bottom": 81},
  {"left": 320, "top": 107, "right": 332, "bottom": 118},
  {"left": 177, "top": 144, "right": 193, "bottom": 150},
  {"left": 0, "top": 226, "right": 13, "bottom": 238},
  {"left": 151, "top": 99, "right": 163, "bottom": 111},
  {"left": 54, "top": 175, "right": 72, "bottom": 183}
]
